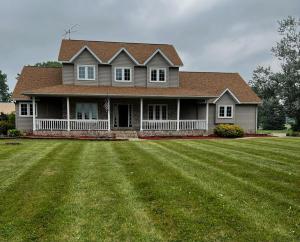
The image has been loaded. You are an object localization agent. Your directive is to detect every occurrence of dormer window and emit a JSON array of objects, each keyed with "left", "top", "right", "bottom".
[
  {"left": 150, "top": 68, "right": 166, "bottom": 82},
  {"left": 115, "top": 67, "right": 132, "bottom": 82},
  {"left": 77, "top": 65, "right": 95, "bottom": 80}
]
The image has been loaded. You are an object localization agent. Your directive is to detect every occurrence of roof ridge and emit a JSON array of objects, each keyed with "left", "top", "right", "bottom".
[
  {"left": 62, "top": 39, "right": 173, "bottom": 46},
  {"left": 24, "top": 65, "right": 62, "bottom": 69}
]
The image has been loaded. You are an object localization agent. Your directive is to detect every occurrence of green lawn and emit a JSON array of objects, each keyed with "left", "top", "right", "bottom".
[
  {"left": 257, "top": 129, "right": 287, "bottom": 134},
  {"left": 0, "top": 138, "right": 299, "bottom": 241}
]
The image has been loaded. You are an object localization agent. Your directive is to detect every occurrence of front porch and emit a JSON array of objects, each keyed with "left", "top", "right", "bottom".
[{"left": 31, "top": 97, "right": 209, "bottom": 134}]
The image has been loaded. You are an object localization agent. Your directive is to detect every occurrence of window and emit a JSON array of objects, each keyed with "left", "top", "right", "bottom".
[
  {"left": 150, "top": 68, "right": 166, "bottom": 82},
  {"left": 218, "top": 105, "right": 233, "bottom": 118},
  {"left": 77, "top": 65, "right": 95, "bottom": 80},
  {"left": 148, "top": 104, "right": 168, "bottom": 120},
  {"left": 115, "top": 67, "right": 132, "bottom": 82},
  {"left": 76, "top": 103, "right": 98, "bottom": 120},
  {"left": 19, "top": 102, "right": 37, "bottom": 117}
]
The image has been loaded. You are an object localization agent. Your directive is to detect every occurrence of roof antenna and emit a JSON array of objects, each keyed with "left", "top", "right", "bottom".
[{"left": 63, "top": 24, "right": 79, "bottom": 40}]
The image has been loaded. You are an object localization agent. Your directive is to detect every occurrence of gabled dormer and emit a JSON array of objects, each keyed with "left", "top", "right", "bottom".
[{"left": 58, "top": 39, "right": 183, "bottom": 88}]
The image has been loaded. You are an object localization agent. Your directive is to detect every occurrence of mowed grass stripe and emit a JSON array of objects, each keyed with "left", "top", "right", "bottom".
[
  {"left": 210, "top": 139, "right": 300, "bottom": 165},
  {"left": 192, "top": 140, "right": 299, "bottom": 174},
  {"left": 180, "top": 140, "right": 299, "bottom": 192},
  {"left": 116, "top": 141, "right": 271, "bottom": 241},
  {"left": 169, "top": 140, "right": 300, "bottom": 206},
  {"left": 248, "top": 138, "right": 300, "bottom": 151},
  {"left": 52, "top": 141, "right": 163, "bottom": 241},
  {"left": 0, "top": 141, "right": 63, "bottom": 192},
  {"left": 148, "top": 141, "right": 299, "bottom": 240},
  {"left": 0, "top": 141, "right": 83, "bottom": 241}
]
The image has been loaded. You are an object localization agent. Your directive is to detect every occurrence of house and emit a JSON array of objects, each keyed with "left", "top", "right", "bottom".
[
  {"left": 12, "top": 39, "right": 261, "bottom": 137},
  {"left": 0, "top": 102, "right": 15, "bottom": 114}
]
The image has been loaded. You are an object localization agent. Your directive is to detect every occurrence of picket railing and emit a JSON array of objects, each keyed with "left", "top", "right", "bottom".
[
  {"left": 179, "top": 120, "right": 206, "bottom": 130},
  {"left": 142, "top": 120, "right": 177, "bottom": 130},
  {"left": 36, "top": 119, "right": 68, "bottom": 130},
  {"left": 70, "top": 119, "right": 109, "bottom": 130},
  {"left": 35, "top": 119, "right": 109, "bottom": 131}
]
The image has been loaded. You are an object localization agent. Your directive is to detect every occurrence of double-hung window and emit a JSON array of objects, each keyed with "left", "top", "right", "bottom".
[
  {"left": 218, "top": 105, "right": 233, "bottom": 118},
  {"left": 148, "top": 104, "right": 167, "bottom": 120},
  {"left": 77, "top": 65, "right": 95, "bottom": 80},
  {"left": 115, "top": 67, "right": 131, "bottom": 82},
  {"left": 19, "top": 102, "right": 37, "bottom": 117},
  {"left": 150, "top": 68, "right": 166, "bottom": 82},
  {"left": 76, "top": 103, "right": 98, "bottom": 120}
]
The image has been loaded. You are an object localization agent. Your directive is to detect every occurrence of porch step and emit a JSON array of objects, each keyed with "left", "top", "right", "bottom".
[{"left": 112, "top": 131, "right": 138, "bottom": 139}]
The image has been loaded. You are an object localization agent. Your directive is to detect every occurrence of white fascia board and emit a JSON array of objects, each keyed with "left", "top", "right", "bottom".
[
  {"left": 143, "top": 49, "right": 175, "bottom": 66},
  {"left": 69, "top": 45, "right": 102, "bottom": 63},
  {"left": 213, "top": 88, "right": 241, "bottom": 104},
  {"left": 107, "top": 48, "right": 140, "bottom": 65}
]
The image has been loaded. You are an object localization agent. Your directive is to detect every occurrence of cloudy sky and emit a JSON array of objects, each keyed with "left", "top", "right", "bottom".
[{"left": 0, "top": 0, "right": 299, "bottom": 91}]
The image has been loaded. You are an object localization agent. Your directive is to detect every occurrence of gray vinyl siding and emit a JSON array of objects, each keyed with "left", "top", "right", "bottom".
[
  {"left": 98, "top": 65, "right": 112, "bottom": 86},
  {"left": 111, "top": 51, "right": 135, "bottom": 87},
  {"left": 134, "top": 67, "right": 147, "bottom": 87},
  {"left": 62, "top": 64, "right": 74, "bottom": 84},
  {"left": 215, "top": 92, "right": 236, "bottom": 124},
  {"left": 169, "top": 67, "right": 179, "bottom": 87},
  {"left": 73, "top": 49, "right": 99, "bottom": 86},
  {"left": 15, "top": 102, "right": 33, "bottom": 131},
  {"left": 235, "top": 105, "right": 257, "bottom": 133},
  {"left": 146, "top": 53, "right": 170, "bottom": 88}
]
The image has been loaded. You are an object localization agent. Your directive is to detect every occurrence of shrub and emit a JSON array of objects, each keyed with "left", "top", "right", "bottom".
[
  {"left": 286, "top": 129, "right": 300, "bottom": 137},
  {"left": 0, "top": 121, "right": 14, "bottom": 135},
  {"left": 214, "top": 124, "right": 244, "bottom": 138},
  {"left": 7, "top": 129, "right": 22, "bottom": 137}
]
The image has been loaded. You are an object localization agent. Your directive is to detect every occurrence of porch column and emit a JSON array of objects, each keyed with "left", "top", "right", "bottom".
[
  {"left": 32, "top": 96, "right": 36, "bottom": 131},
  {"left": 67, "top": 97, "right": 70, "bottom": 131},
  {"left": 177, "top": 98, "right": 180, "bottom": 131},
  {"left": 206, "top": 101, "right": 209, "bottom": 131},
  {"left": 107, "top": 97, "right": 111, "bottom": 131},
  {"left": 140, "top": 98, "right": 143, "bottom": 131}
]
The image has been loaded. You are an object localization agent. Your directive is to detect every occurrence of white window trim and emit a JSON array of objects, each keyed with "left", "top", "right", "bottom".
[
  {"left": 114, "top": 67, "right": 132, "bottom": 82},
  {"left": 218, "top": 105, "right": 233, "bottom": 119},
  {"left": 19, "top": 102, "right": 37, "bottom": 117},
  {"left": 149, "top": 67, "right": 167, "bottom": 82},
  {"left": 77, "top": 65, "right": 96, "bottom": 81},
  {"left": 148, "top": 104, "right": 168, "bottom": 120},
  {"left": 75, "top": 102, "right": 98, "bottom": 120}
]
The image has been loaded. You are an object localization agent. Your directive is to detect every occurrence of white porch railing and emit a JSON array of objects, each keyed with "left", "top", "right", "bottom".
[
  {"left": 70, "top": 119, "right": 109, "bottom": 130},
  {"left": 179, "top": 120, "right": 206, "bottom": 130},
  {"left": 35, "top": 119, "right": 109, "bottom": 131},
  {"left": 142, "top": 119, "right": 206, "bottom": 131},
  {"left": 143, "top": 120, "right": 177, "bottom": 130},
  {"left": 36, "top": 119, "right": 68, "bottom": 130}
]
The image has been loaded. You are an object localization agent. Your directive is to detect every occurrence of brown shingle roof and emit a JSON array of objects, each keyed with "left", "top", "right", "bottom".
[
  {"left": 12, "top": 66, "right": 62, "bottom": 100},
  {"left": 58, "top": 39, "right": 183, "bottom": 66},
  {"left": 12, "top": 67, "right": 261, "bottom": 103}
]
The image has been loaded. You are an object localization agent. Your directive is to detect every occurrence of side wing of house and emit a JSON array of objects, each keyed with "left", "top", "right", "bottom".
[{"left": 208, "top": 91, "right": 258, "bottom": 133}]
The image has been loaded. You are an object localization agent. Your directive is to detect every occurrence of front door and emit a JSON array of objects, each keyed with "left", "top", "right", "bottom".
[{"left": 118, "top": 104, "right": 129, "bottom": 127}]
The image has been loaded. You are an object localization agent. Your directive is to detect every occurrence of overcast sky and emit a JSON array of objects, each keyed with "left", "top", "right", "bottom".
[{"left": 0, "top": 0, "right": 299, "bottom": 91}]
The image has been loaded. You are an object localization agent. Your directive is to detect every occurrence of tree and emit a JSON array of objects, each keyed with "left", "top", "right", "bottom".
[
  {"left": 250, "top": 16, "right": 300, "bottom": 131},
  {"left": 250, "top": 66, "right": 285, "bottom": 130},
  {"left": 0, "top": 70, "right": 11, "bottom": 102},
  {"left": 31, "top": 61, "right": 62, "bottom": 68}
]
